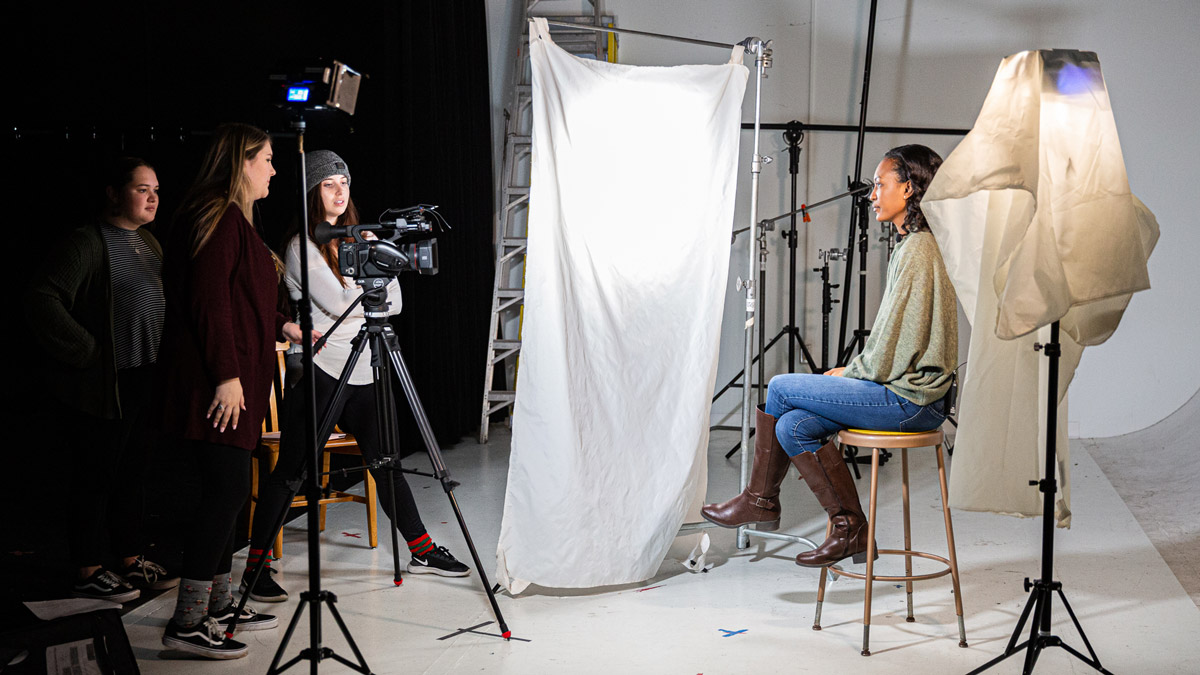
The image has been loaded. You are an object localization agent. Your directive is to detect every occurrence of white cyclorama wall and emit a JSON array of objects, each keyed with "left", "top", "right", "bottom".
[{"left": 484, "top": 0, "right": 1200, "bottom": 439}]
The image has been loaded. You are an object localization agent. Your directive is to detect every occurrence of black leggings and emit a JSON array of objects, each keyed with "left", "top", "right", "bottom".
[
  {"left": 249, "top": 365, "right": 427, "bottom": 552},
  {"left": 179, "top": 439, "right": 251, "bottom": 580},
  {"left": 67, "top": 363, "right": 156, "bottom": 568}
]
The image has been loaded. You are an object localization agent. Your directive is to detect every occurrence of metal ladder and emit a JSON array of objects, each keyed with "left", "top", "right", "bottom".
[{"left": 479, "top": 1, "right": 615, "bottom": 443}]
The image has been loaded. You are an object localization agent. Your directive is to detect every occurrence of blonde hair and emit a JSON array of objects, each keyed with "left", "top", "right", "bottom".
[{"left": 178, "top": 123, "right": 272, "bottom": 258}]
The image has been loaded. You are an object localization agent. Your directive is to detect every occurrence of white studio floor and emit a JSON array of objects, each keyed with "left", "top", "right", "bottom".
[{"left": 122, "top": 425, "right": 1200, "bottom": 674}]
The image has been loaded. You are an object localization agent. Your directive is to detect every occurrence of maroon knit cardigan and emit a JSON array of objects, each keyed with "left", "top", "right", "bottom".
[{"left": 157, "top": 204, "right": 288, "bottom": 451}]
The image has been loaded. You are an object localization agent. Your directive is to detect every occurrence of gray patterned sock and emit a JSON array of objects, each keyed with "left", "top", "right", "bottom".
[
  {"left": 172, "top": 578, "right": 211, "bottom": 628},
  {"left": 209, "top": 573, "right": 233, "bottom": 612}
]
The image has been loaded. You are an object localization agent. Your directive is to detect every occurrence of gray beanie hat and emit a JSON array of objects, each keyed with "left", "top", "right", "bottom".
[{"left": 305, "top": 150, "right": 352, "bottom": 193}]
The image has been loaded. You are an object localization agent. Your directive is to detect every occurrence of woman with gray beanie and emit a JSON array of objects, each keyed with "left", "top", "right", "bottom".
[{"left": 241, "top": 150, "right": 469, "bottom": 603}]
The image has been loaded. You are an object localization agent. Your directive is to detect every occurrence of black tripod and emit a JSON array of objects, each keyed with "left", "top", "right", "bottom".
[
  {"left": 239, "top": 282, "right": 512, "bottom": 673},
  {"left": 767, "top": 121, "right": 821, "bottom": 376},
  {"left": 968, "top": 322, "right": 1112, "bottom": 675}
]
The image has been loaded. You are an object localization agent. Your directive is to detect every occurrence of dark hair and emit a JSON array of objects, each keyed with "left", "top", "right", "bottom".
[
  {"left": 306, "top": 185, "right": 360, "bottom": 289},
  {"left": 102, "top": 156, "right": 154, "bottom": 212},
  {"left": 882, "top": 144, "right": 943, "bottom": 233}
]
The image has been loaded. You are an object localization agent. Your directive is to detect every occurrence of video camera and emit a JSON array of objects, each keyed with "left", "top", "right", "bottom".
[{"left": 313, "top": 205, "right": 445, "bottom": 279}]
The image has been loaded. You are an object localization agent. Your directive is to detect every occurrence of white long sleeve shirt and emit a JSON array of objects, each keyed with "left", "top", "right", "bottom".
[{"left": 285, "top": 235, "right": 402, "bottom": 385}]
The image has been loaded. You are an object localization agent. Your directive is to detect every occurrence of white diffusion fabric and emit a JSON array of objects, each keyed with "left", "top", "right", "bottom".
[
  {"left": 495, "top": 19, "right": 748, "bottom": 592},
  {"left": 923, "top": 50, "right": 1158, "bottom": 526}
]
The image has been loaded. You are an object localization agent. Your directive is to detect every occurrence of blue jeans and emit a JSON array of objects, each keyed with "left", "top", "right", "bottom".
[{"left": 764, "top": 374, "right": 946, "bottom": 457}]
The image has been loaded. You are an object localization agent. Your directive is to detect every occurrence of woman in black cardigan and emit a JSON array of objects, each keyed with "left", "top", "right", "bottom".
[{"left": 27, "top": 157, "right": 178, "bottom": 602}]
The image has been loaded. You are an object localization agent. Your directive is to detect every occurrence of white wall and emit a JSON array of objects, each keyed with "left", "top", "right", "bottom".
[{"left": 485, "top": 0, "right": 1200, "bottom": 438}]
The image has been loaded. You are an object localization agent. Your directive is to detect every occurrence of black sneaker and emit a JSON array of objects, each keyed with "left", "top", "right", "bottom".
[
  {"left": 407, "top": 545, "right": 471, "bottom": 577},
  {"left": 209, "top": 604, "right": 279, "bottom": 632},
  {"left": 72, "top": 569, "right": 140, "bottom": 603},
  {"left": 239, "top": 566, "right": 288, "bottom": 602},
  {"left": 162, "top": 617, "right": 248, "bottom": 660},
  {"left": 121, "top": 556, "right": 180, "bottom": 591}
]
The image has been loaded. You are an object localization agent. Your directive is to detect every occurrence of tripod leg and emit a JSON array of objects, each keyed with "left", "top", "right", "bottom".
[
  {"left": 1057, "top": 643, "right": 1113, "bottom": 675},
  {"left": 324, "top": 594, "right": 373, "bottom": 674},
  {"left": 382, "top": 333, "right": 513, "bottom": 638},
  {"left": 369, "top": 336, "right": 405, "bottom": 586},
  {"left": 267, "top": 598, "right": 308, "bottom": 674},
  {"left": 1056, "top": 588, "right": 1109, "bottom": 670},
  {"left": 792, "top": 328, "right": 820, "bottom": 374},
  {"left": 1021, "top": 588, "right": 1047, "bottom": 675},
  {"left": 234, "top": 342, "right": 367, "bottom": 635},
  {"left": 231, "top": 471, "right": 305, "bottom": 636}
]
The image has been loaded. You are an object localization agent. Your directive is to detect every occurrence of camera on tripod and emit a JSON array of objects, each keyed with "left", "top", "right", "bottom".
[{"left": 314, "top": 205, "right": 444, "bottom": 278}]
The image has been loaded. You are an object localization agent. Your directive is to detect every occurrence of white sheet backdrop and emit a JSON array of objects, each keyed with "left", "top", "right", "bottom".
[
  {"left": 495, "top": 19, "right": 748, "bottom": 592},
  {"left": 923, "top": 50, "right": 1158, "bottom": 526}
]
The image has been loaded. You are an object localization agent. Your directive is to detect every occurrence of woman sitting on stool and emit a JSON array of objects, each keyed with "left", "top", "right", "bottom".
[{"left": 702, "top": 144, "right": 957, "bottom": 568}]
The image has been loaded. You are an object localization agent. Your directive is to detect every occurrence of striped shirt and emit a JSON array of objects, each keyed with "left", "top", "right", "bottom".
[{"left": 101, "top": 224, "right": 165, "bottom": 369}]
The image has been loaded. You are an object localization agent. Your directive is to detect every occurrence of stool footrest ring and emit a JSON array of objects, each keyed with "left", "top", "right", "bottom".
[{"left": 828, "top": 549, "right": 952, "bottom": 583}]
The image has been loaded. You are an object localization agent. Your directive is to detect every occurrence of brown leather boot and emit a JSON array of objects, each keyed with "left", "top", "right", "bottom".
[
  {"left": 701, "top": 406, "right": 790, "bottom": 531},
  {"left": 791, "top": 441, "right": 871, "bottom": 567}
]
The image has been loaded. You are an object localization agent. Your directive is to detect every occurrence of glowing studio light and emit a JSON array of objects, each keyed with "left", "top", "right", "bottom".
[{"left": 1055, "top": 62, "right": 1098, "bottom": 95}]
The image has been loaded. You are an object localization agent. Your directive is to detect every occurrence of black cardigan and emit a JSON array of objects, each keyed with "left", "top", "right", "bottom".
[{"left": 26, "top": 222, "right": 163, "bottom": 419}]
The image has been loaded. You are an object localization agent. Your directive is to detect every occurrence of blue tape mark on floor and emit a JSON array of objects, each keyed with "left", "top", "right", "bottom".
[{"left": 718, "top": 629, "right": 747, "bottom": 637}]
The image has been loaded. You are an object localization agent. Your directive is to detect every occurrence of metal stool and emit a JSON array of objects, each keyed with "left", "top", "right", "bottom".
[{"left": 813, "top": 427, "right": 967, "bottom": 656}]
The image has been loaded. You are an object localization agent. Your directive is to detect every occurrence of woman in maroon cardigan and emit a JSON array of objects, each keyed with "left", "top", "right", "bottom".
[{"left": 157, "top": 123, "right": 308, "bottom": 659}]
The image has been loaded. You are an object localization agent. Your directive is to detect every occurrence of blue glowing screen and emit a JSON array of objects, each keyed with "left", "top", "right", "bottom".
[
  {"left": 1056, "top": 63, "right": 1096, "bottom": 96},
  {"left": 287, "top": 87, "right": 311, "bottom": 102}
]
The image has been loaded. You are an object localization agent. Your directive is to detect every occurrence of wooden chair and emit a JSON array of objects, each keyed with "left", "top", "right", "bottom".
[
  {"left": 812, "top": 427, "right": 967, "bottom": 657},
  {"left": 249, "top": 345, "right": 378, "bottom": 559}
]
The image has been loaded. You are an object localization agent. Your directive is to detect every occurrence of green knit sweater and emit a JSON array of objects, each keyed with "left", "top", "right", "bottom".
[{"left": 842, "top": 231, "right": 957, "bottom": 406}]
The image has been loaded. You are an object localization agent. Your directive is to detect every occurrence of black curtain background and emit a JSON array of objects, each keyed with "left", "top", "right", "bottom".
[{"left": 4, "top": 1, "right": 495, "bottom": 602}]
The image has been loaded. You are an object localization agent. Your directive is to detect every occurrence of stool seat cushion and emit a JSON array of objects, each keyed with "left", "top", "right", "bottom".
[{"left": 838, "top": 428, "right": 944, "bottom": 448}]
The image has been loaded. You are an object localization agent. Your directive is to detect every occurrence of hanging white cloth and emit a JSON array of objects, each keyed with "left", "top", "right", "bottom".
[
  {"left": 495, "top": 19, "right": 748, "bottom": 592},
  {"left": 923, "top": 49, "right": 1158, "bottom": 526}
]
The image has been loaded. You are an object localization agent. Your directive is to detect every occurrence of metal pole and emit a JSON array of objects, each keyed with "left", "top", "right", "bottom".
[
  {"left": 741, "top": 121, "right": 969, "bottom": 135},
  {"left": 291, "top": 121, "right": 326, "bottom": 665},
  {"left": 543, "top": 20, "right": 738, "bottom": 50},
  {"left": 835, "top": 0, "right": 879, "bottom": 364},
  {"left": 1040, "top": 322, "right": 1060, "bottom": 633},
  {"left": 737, "top": 39, "right": 769, "bottom": 550}
]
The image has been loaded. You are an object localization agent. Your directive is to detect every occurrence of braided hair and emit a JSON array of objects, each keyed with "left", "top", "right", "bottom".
[{"left": 882, "top": 144, "right": 943, "bottom": 234}]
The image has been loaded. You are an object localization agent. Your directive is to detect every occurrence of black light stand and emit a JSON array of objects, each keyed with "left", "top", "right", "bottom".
[
  {"left": 253, "top": 117, "right": 374, "bottom": 675},
  {"left": 834, "top": 0, "right": 879, "bottom": 368},
  {"left": 836, "top": 187, "right": 875, "bottom": 366},
  {"left": 814, "top": 247, "right": 844, "bottom": 370},
  {"left": 967, "top": 322, "right": 1112, "bottom": 675},
  {"left": 772, "top": 121, "right": 821, "bottom": 376}
]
